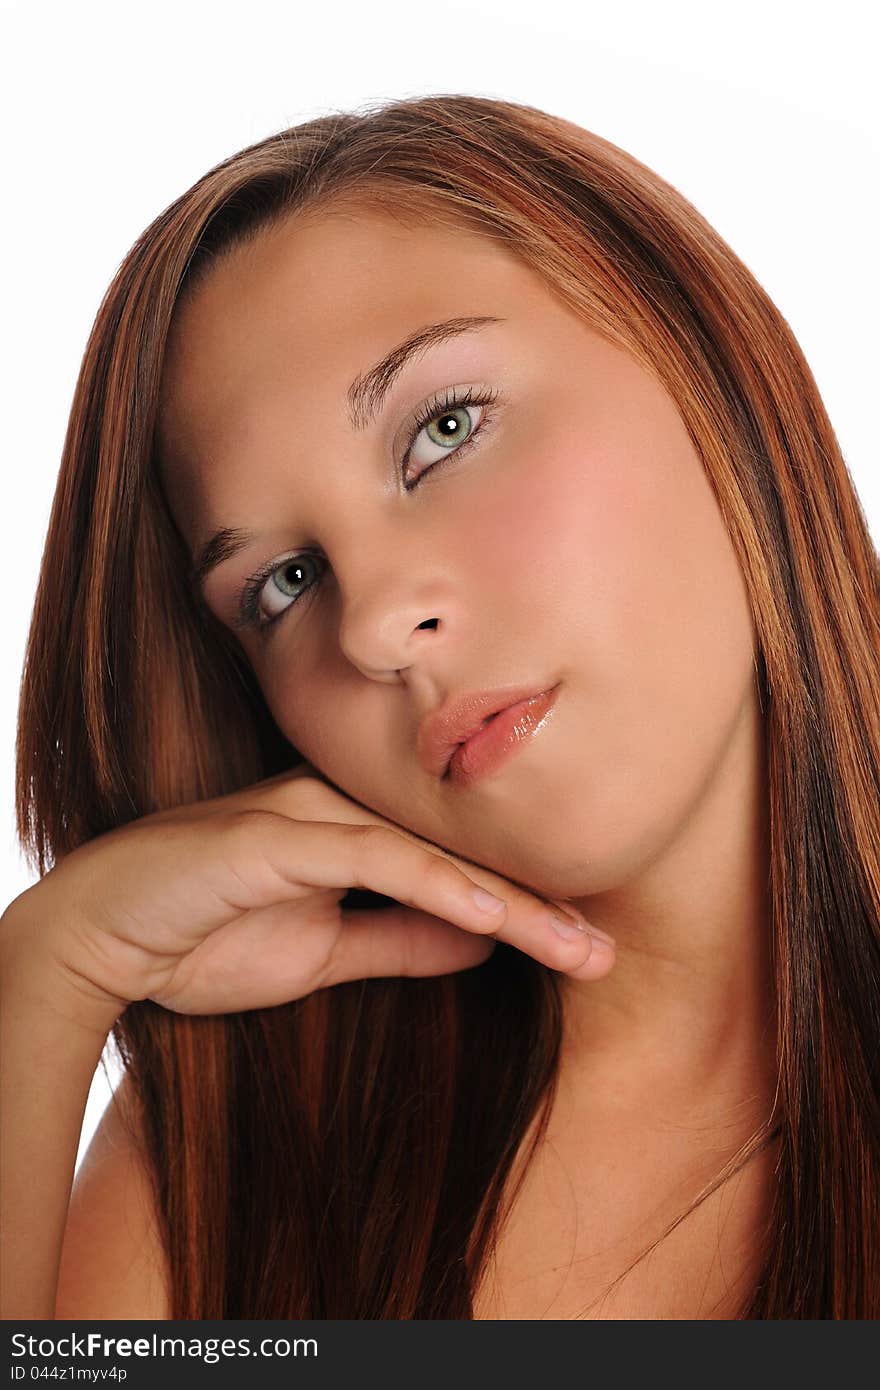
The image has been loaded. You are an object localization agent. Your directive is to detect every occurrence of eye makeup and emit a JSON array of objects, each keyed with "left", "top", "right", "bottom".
[{"left": 230, "top": 381, "right": 503, "bottom": 635}]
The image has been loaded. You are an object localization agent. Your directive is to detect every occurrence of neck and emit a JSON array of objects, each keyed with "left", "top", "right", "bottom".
[{"left": 559, "top": 686, "right": 777, "bottom": 1129}]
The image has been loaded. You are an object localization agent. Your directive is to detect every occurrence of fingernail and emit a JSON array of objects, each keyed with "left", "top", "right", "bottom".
[
  {"left": 472, "top": 888, "right": 507, "bottom": 913},
  {"left": 586, "top": 933, "right": 615, "bottom": 954},
  {"left": 547, "top": 901, "right": 616, "bottom": 948},
  {"left": 586, "top": 924, "right": 616, "bottom": 947},
  {"left": 550, "top": 912, "right": 588, "bottom": 941}
]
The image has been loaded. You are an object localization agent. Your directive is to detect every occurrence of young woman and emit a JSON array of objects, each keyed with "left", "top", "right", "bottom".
[{"left": 2, "top": 93, "right": 878, "bottom": 1320}]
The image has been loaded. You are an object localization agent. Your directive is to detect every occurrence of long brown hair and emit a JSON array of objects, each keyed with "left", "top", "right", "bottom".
[{"left": 15, "top": 94, "right": 879, "bottom": 1317}]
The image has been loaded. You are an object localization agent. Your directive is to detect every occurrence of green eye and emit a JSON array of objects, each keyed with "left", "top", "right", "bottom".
[
  {"left": 235, "top": 383, "right": 503, "bottom": 636},
  {"left": 403, "top": 384, "right": 501, "bottom": 488},
  {"left": 424, "top": 406, "right": 476, "bottom": 448},
  {"left": 236, "top": 551, "right": 325, "bottom": 632}
]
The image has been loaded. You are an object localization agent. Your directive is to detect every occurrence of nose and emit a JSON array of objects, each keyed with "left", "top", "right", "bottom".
[{"left": 335, "top": 554, "right": 459, "bottom": 683}]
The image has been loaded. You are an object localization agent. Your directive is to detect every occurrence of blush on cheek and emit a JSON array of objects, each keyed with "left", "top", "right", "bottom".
[{"left": 512, "top": 437, "right": 642, "bottom": 650}]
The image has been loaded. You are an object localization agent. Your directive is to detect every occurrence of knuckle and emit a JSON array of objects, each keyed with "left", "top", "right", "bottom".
[
  {"left": 419, "top": 850, "right": 458, "bottom": 892},
  {"left": 250, "top": 769, "right": 345, "bottom": 822},
  {"left": 351, "top": 821, "right": 393, "bottom": 855},
  {"left": 346, "top": 822, "right": 390, "bottom": 885},
  {"left": 223, "top": 807, "right": 279, "bottom": 839}
]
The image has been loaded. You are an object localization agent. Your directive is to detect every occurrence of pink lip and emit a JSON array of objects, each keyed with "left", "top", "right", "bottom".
[
  {"left": 446, "top": 685, "right": 560, "bottom": 786},
  {"left": 417, "top": 682, "right": 560, "bottom": 780}
]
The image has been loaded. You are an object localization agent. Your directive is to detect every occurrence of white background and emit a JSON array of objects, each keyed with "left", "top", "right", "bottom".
[{"left": 1, "top": 0, "right": 877, "bottom": 1172}]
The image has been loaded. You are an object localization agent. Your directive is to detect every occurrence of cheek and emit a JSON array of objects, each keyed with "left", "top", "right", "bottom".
[
  {"left": 542, "top": 424, "right": 757, "bottom": 885},
  {"left": 598, "top": 426, "right": 757, "bottom": 747},
  {"left": 453, "top": 412, "right": 758, "bottom": 891},
  {"left": 263, "top": 668, "right": 348, "bottom": 777}
]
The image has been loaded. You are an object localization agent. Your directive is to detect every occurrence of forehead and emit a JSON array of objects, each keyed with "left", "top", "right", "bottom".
[
  {"left": 155, "top": 208, "right": 556, "bottom": 509},
  {"left": 160, "top": 208, "right": 546, "bottom": 405}
]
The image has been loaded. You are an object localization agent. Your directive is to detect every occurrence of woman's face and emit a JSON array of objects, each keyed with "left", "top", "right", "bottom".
[{"left": 157, "top": 204, "right": 760, "bottom": 901}]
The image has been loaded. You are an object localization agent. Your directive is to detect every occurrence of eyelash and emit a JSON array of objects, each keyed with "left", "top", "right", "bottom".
[{"left": 234, "top": 384, "right": 502, "bottom": 634}]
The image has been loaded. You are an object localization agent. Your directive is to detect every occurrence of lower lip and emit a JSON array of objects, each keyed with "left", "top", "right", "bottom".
[{"left": 447, "top": 685, "right": 560, "bottom": 787}]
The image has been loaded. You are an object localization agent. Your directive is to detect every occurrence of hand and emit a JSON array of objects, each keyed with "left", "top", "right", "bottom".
[{"left": 3, "top": 761, "right": 615, "bottom": 1019}]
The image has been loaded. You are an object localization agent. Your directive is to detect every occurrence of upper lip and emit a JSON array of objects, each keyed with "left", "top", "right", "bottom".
[{"left": 417, "top": 683, "right": 557, "bottom": 779}]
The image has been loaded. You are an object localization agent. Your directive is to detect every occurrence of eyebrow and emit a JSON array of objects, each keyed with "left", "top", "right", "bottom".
[{"left": 189, "top": 313, "right": 504, "bottom": 596}]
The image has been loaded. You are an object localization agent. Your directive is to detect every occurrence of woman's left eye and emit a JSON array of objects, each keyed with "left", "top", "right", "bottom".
[{"left": 403, "top": 385, "right": 501, "bottom": 488}]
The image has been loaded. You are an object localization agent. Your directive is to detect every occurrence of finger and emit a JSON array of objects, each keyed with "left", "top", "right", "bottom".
[
  {"left": 240, "top": 775, "right": 611, "bottom": 971},
  {"left": 321, "top": 906, "right": 498, "bottom": 986},
  {"left": 248, "top": 813, "right": 602, "bottom": 976}
]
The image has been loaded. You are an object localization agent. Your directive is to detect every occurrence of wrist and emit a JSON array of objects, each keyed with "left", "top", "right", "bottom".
[{"left": 1, "top": 895, "right": 127, "bottom": 1039}]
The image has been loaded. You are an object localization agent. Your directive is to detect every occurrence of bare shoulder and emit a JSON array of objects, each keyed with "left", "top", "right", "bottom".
[{"left": 55, "top": 1071, "right": 172, "bottom": 1320}]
